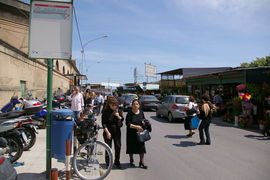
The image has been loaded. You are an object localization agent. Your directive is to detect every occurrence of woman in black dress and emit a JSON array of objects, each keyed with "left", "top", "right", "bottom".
[
  {"left": 102, "top": 96, "right": 124, "bottom": 168},
  {"left": 126, "top": 99, "right": 148, "bottom": 169}
]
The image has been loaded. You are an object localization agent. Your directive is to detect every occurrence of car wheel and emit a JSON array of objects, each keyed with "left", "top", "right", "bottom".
[{"left": 168, "top": 112, "right": 174, "bottom": 122}]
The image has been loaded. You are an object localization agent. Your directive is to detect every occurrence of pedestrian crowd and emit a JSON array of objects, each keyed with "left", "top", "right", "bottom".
[
  {"left": 59, "top": 86, "right": 270, "bottom": 170},
  {"left": 66, "top": 86, "right": 151, "bottom": 169}
]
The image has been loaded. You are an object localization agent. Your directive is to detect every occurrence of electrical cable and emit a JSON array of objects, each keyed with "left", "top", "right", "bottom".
[
  {"left": 73, "top": 6, "right": 83, "bottom": 50},
  {"left": 73, "top": 6, "right": 85, "bottom": 75}
]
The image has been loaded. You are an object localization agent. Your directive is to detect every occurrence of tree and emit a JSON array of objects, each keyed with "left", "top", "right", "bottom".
[{"left": 240, "top": 56, "right": 270, "bottom": 67}]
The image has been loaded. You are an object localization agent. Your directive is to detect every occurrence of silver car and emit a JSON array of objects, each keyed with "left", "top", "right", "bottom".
[
  {"left": 156, "top": 95, "right": 189, "bottom": 122},
  {"left": 122, "top": 94, "right": 138, "bottom": 111}
]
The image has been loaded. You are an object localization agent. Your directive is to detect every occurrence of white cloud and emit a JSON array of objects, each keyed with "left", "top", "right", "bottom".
[{"left": 164, "top": 0, "right": 270, "bottom": 33}]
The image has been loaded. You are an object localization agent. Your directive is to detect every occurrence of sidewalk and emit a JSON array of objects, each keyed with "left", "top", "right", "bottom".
[
  {"left": 211, "top": 116, "right": 262, "bottom": 134},
  {"left": 15, "top": 128, "right": 68, "bottom": 180},
  {"left": 15, "top": 114, "right": 109, "bottom": 180}
]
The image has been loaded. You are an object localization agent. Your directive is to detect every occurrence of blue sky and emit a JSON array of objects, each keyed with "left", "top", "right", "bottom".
[{"left": 24, "top": 0, "right": 270, "bottom": 84}]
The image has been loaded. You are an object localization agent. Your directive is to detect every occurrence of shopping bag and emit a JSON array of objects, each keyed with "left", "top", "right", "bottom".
[{"left": 191, "top": 117, "right": 200, "bottom": 129}]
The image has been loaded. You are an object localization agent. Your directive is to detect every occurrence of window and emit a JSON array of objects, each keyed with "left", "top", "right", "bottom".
[
  {"left": 56, "top": 61, "right": 59, "bottom": 71},
  {"left": 175, "top": 97, "right": 189, "bottom": 104},
  {"left": 20, "top": 80, "right": 26, "bottom": 97},
  {"left": 63, "top": 66, "right": 65, "bottom": 74}
]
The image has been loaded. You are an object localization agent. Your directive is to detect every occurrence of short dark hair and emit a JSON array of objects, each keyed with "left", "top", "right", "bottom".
[
  {"left": 132, "top": 99, "right": 140, "bottom": 106},
  {"left": 189, "top": 96, "right": 195, "bottom": 102}
]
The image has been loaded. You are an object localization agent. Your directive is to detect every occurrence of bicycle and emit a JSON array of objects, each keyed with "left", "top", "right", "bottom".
[{"left": 73, "top": 111, "right": 113, "bottom": 180}]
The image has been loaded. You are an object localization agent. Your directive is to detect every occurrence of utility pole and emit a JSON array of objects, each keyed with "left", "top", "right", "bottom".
[{"left": 134, "top": 67, "right": 137, "bottom": 83}]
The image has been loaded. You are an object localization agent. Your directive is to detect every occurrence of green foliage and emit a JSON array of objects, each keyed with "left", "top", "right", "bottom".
[
  {"left": 231, "top": 97, "right": 242, "bottom": 116},
  {"left": 240, "top": 56, "right": 270, "bottom": 67},
  {"left": 240, "top": 62, "right": 249, "bottom": 68}
]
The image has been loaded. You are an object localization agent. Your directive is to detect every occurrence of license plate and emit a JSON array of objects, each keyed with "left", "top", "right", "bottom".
[{"left": 21, "top": 132, "right": 28, "bottom": 143}]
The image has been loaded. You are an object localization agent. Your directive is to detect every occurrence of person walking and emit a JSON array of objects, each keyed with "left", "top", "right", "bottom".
[
  {"left": 184, "top": 96, "right": 199, "bottom": 137},
  {"left": 101, "top": 96, "right": 124, "bottom": 169},
  {"left": 84, "top": 91, "right": 98, "bottom": 114},
  {"left": 126, "top": 99, "right": 150, "bottom": 169},
  {"left": 198, "top": 95, "right": 212, "bottom": 145},
  {"left": 68, "top": 86, "right": 84, "bottom": 122},
  {"left": 95, "top": 92, "right": 104, "bottom": 116}
]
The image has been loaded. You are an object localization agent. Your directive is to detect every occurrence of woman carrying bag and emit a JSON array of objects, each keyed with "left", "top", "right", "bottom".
[
  {"left": 184, "top": 96, "right": 199, "bottom": 137},
  {"left": 126, "top": 99, "right": 151, "bottom": 169}
]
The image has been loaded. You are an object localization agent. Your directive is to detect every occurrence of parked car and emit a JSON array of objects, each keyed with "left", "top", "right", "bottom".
[
  {"left": 139, "top": 95, "right": 160, "bottom": 111},
  {"left": 156, "top": 95, "right": 189, "bottom": 122},
  {"left": 122, "top": 94, "right": 138, "bottom": 111},
  {"left": 154, "top": 94, "right": 163, "bottom": 100}
]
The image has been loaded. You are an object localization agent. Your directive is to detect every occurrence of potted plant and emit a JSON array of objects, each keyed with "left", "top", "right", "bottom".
[
  {"left": 232, "top": 97, "right": 242, "bottom": 126},
  {"left": 238, "top": 114, "right": 248, "bottom": 128}
]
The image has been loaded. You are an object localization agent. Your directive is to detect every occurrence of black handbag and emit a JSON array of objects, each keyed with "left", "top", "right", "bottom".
[
  {"left": 136, "top": 130, "right": 151, "bottom": 143},
  {"left": 186, "top": 105, "right": 198, "bottom": 116}
]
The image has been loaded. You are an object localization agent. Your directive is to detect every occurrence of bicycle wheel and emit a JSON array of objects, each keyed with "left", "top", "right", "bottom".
[{"left": 73, "top": 140, "right": 113, "bottom": 180}]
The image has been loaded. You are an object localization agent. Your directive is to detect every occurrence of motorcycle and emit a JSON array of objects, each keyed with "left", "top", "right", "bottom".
[
  {"left": 6, "top": 117, "right": 38, "bottom": 151},
  {"left": 0, "top": 120, "right": 24, "bottom": 163},
  {"left": 0, "top": 96, "right": 21, "bottom": 113}
]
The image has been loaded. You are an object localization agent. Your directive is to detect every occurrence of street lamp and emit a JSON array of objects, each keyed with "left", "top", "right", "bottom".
[{"left": 80, "top": 35, "right": 108, "bottom": 76}]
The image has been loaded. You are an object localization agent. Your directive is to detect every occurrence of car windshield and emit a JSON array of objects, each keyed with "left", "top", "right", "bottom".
[
  {"left": 175, "top": 97, "right": 189, "bottom": 104},
  {"left": 142, "top": 96, "right": 158, "bottom": 101},
  {"left": 123, "top": 94, "right": 137, "bottom": 100}
]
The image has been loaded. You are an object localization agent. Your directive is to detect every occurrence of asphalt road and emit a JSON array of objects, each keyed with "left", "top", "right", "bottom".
[
  {"left": 107, "top": 112, "right": 270, "bottom": 180},
  {"left": 15, "top": 111, "right": 270, "bottom": 180}
]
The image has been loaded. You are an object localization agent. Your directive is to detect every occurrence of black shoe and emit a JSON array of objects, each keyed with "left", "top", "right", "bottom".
[
  {"left": 205, "top": 142, "right": 211, "bottom": 145},
  {"left": 197, "top": 142, "right": 205, "bottom": 145},
  {"left": 130, "top": 159, "right": 135, "bottom": 167},
  {"left": 139, "top": 162, "right": 148, "bottom": 169},
  {"left": 114, "top": 163, "right": 122, "bottom": 169},
  {"left": 186, "top": 134, "right": 192, "bottom": 137}
]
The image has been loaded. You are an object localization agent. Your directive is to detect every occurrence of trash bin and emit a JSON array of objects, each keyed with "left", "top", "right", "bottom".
[{"left": 51, "top": 109, "right": 74, "bottom": 160}]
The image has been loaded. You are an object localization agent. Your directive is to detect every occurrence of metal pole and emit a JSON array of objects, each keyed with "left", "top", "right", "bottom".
[{"left": 46, "top": 58, "right": 53, "bottom": 179}]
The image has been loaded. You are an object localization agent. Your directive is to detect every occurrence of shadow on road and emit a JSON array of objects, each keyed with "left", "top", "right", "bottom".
[
  {"left": 164, "top": 135, "right": 188, "bottom": 139},
  {"left": 173, "top": 141, "right": 197, "bottom": 147},
  {"left": 244, "top": 134, "right": 270, "bottom": 141},
  {"left": 112, "top": 163, "right": 137, "bottom": 170},
  {"left": 150, "top": 116, "right": 183, "bottom": 124},
  {"left": 17, "top": 172, "right": 46, "bottom": 180}
]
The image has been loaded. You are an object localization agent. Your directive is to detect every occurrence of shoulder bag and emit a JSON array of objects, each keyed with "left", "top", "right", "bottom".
[{"left": 136, "top": 129, "right": 151, "bottom": 143}]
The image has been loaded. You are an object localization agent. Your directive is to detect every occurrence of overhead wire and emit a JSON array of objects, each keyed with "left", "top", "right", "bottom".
[
  {"left": 73, "top": 6, "right": 83, "bottom": 50},
  {"left": 73, "top": 6, "right": 85, "bottom": 75}
]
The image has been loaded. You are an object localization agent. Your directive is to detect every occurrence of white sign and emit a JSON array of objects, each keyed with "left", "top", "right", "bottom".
[
  {"left": 145, "top": 63, "right": 157, "bottom": 78},
  {"left": 29, "top": 0, "right": 73, "bottom": 59}
]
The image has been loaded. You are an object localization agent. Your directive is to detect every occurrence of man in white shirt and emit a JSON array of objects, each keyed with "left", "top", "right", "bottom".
[
  {"left": 95, "top": 92, "right": 104, "bottom": 115},
  {"left": 68, "top": 86, "right": 84, "bottom": 122}
]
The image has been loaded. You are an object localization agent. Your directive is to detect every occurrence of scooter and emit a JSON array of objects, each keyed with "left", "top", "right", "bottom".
[
  {"left": 0, "top": 137, "right": 17, "bottom": 180},
  {"left": 0, "top": 96, "right": 21, "bottom": 113},
  {"left": 0, "top": 120, "right": 24, "bottom": 163},
  {"left": 6, "top": 117, "right": 38, "bottom": 151}
]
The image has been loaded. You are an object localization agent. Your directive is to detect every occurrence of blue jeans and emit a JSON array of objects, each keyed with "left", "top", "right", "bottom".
[{"left": 73, "top": 111, "right": 81, "bottom": 123}]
